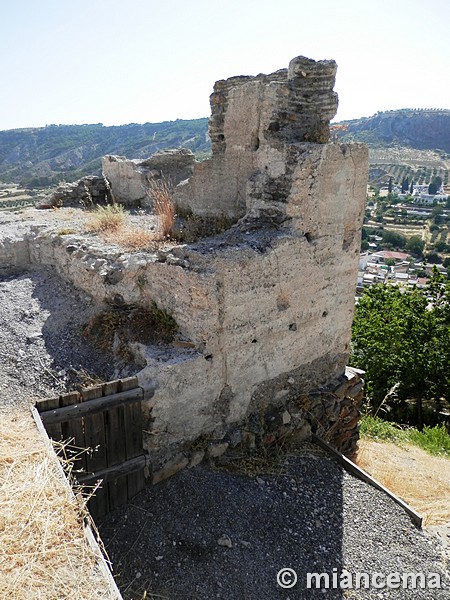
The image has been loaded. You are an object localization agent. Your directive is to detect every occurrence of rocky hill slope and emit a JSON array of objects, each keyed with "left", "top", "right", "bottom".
[
  {"left": 1, "top": 109, "right": 450, "bottom": 187},
  {"left": 0, "top": 119, "right": 209, "bottom": 186},
  {"left": 339, "top": 109, "right": 450, "bottom": 154}
]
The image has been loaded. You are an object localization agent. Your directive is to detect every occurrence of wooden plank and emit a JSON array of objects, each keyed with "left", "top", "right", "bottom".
[
  {"left": 103, "top": 381, "right": 128, "bottom": 511},
  {"left": 35, "top": 396, "right": 59, "bottom": 412},
  {"left": 312, "top": 434, "right": 423, "bottom": 528},
  {"left": 119, "top": 376, "right": 139, "bottom": 390},
  {"left": 120, "top": 377, "right": 145, "bottom": 500},
  {"left": 39, "top": 388, "right": 145, "bottom": 424},
  {"left": 60, "top": 391, "right": 87, "bottom": 481},
  {"left": 31, "top": 406, "right": 123, "bottom": 600},
  {"left": 84, "top": 383, "right": 105, "bottom": 397},
  {"left": 35, "top": 396, "right": 62, "bottom": 441},
  {"left": 102, "top": 379, "right": 121, "bottom": 394},
  {"left": 77, "top": 455, "right": 146, "bottom": 486},
  {"left": 124, "top": 401, "right": 145, "bottom": 499},
  {"left": 84, "top": 527, "right": 124, "bottom": 600},
  {"left": 83, "top": 386, "right": 108, "bottom": 519}
]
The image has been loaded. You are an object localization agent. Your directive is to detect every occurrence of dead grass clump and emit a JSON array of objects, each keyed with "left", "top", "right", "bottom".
[
  {"left": 0, "top": 410, "right": 114, "bottom": 599},
  {"left": 113, "top": 225, "right": 157, "bottom": 251},
  {"left": 83, "top": 303, "right": 178, "bottom": 356},
  {"left": 86, "top": 204, "right": 127, "bottom": 233},
  {"left": 147, "top": 177, "right": 176, "bottom": 239},
  {"left": 83, "top": 310, "right": 124, "bottom": 352},
  {"left": 356, "top": 439, "right": 450, "bottom": 525}
]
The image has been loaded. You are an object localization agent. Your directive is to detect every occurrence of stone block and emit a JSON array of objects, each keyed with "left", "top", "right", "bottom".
[
  {"left": 187, "top": 450, "right": 205, "bottom": 469},
  {"left": 152, "top": 453, "right": 189, "bottom": 484},
  {"left": 207, "top": 442, "right": 229, "bottom": 458}
]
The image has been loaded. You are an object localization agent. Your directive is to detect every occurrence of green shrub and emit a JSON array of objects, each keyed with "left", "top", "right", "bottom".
[
  {"left": 409, "top": 424, "right": 450, "bottom": 457},
  {"left": 360, "top": 415, "right": 450, "bottom": 457}
]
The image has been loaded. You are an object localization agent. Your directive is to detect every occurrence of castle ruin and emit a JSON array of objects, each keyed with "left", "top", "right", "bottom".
[{"left": 0, "top": 56, "right": 368, "bottom": 480}]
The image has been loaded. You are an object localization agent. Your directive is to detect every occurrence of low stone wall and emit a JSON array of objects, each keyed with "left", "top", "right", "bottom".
[
  {"left": 150, "top": 366, "right": 364, "bottom": 483},
  {"left": 47, "top": 176, "right": 108, "bottom": 208},
  {"left": 102, "top": 149, "right": 195, "bottom": 207}
]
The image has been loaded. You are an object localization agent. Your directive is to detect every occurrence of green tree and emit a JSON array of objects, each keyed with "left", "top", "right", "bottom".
[
  {"left": 405, "top": 235, "right": 425, "bottom": 257},
  {"left": 401, "top": 177, "right": 409, "bottom": 193},
  {"left": 435, "top": 241, "right": 449, "bottom": 253},
  {"left": 410, "top": 180, "right": 414, "bottom": 194},
  {"left": 351, "top": 270, "right": 450, "bottom": 429},
  {"left": 382, "top": 230, "right": 406, "bottom": 249},
  {"left": 388, "top": 177, "right": 393, "bottom": 193},
  {"left": 431, "top": 205, "right": 444, "bottom": 224},
  {"left": 428, "top": 176, "right": 442, "bottom": 195}
]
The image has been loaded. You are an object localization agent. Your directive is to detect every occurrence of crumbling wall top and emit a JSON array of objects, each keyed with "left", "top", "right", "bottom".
[{"left": 208, "top": 55, "right": 338, "bottom": 155}]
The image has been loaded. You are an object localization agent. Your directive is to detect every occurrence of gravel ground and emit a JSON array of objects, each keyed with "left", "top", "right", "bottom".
[
  {"left": 0, "top": 219, "right": 448, "bottom": 599},
  {"left": 0, "top": 266, "right": 115, "bottom": 407},
  {"left": 98, "top": 451, "right": 449, "bottom": 600}
]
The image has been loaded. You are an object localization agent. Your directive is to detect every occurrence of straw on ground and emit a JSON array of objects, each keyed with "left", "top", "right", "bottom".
[{"left": 0, "top": 409, "right": 115, "bottom": 600}]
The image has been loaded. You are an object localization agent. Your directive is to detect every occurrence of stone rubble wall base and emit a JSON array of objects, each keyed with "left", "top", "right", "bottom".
[
  {"left": 47, "top": 176, "right": 108, "bottom": 208},
  {"left": 148, "top": 367, "right": 365, "bottom": 484}
]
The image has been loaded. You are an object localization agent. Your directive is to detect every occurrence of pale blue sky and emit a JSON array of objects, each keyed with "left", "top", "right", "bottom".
[{"left": 0, "top": 0, "right": 449, "bottom": 130}]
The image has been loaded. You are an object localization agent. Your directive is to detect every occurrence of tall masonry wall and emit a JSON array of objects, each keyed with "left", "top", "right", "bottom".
[{"left": 0, "top": 55, "right": 368, "bottom": 478}]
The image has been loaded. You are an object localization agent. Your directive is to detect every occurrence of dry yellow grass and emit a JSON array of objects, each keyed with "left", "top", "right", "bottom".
[
  {"left": 146, "top": 177, "right": 176, "bottom": 238},
  {"left": 86, "top": 204, "right": 127, "bottom": 233},
  {"left": 0, "top": 409, "right": 116, "bottom": 599},
  {"left": 111, "top": 225, "right": 158, "bottom": 250},
  {"left": 356, "top": 439, "right": 450, "bottom": 526}
]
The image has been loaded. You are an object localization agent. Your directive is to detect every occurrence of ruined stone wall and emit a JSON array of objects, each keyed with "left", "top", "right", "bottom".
[
  {"left": 103, "top": 148, "right": 195, "bottom": 207},
  {"left": 0, "top": 55, "right": 369, "bottom": 477},
  {"left": 47, "top": 176, "right": 108, "bottom": 208},
  {"left": 175, "top": 56, "right": 339, "bottom": 218}
]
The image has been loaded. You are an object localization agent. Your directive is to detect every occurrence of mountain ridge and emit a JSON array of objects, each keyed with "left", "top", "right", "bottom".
[
  {"left": 0, "top": 119, "right": 210, "bottom": 186},
  {"left": 338, "top": 109, "right": 450, "bottom": 153},
  {"left": 1, "top": 109, "right": 450, "bottom": 187}
]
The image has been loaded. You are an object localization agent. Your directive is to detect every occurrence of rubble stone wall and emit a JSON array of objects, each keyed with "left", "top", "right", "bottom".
[
  {"left": 102, "top": 149, "right": 195, "bottom": 207},
  {"left": 0, "top": 55, "right": 369, "bottom": 475}
]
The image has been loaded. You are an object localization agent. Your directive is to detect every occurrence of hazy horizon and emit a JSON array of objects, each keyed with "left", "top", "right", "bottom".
[{"left": 3, "top": 106, "right": 450, "bottom": 134}]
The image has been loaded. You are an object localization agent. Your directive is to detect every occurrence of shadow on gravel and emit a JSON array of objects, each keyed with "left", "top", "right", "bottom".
[
  {"left": 98, "top": 452, "right": 345, "bottom": 599},
  {"left": 7, "top": 267, "right": 115, "bottom": 388},
  {"left": 29, "top": 268, "right": 115, "bottom": 381}
]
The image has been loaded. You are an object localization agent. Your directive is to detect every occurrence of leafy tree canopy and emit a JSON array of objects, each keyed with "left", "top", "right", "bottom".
[
  {"left": 405, "top": 235, "right": 425, "bottom": 256},
  {"left": 382, "top": 230, "right": 406, "bottom": 249},
  {"left": 350, "top": 269, "right": 450, "bottom": 428}
]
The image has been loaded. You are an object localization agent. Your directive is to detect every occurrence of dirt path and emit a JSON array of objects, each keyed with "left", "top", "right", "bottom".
[
  {"left": 0, "top": 267, "right": 115, "bottom": 408},
  {"left": 356, "top": 439, "right": 450, "bottom": 526}
]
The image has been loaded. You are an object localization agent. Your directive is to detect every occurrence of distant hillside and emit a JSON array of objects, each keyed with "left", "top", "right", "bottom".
[
  {"left": 2, "top": 108, "right": 450, "bottom": 188},
  {"left": 0, "top": 119, "right": 210, "bottom": 187},
  {"left": 338, "top": 109, "right": 450, "bottom": 154}
]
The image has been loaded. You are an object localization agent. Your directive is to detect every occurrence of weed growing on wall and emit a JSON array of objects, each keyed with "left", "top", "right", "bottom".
[
  {"left": 86, "top": 204, "right": 127, "bottom": 233},
  {"left": 83, "top": 302, "right": 178, "bottom": 362},
  {"left": 146, "top": 177, "right": 176, "bottom": 239}
]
